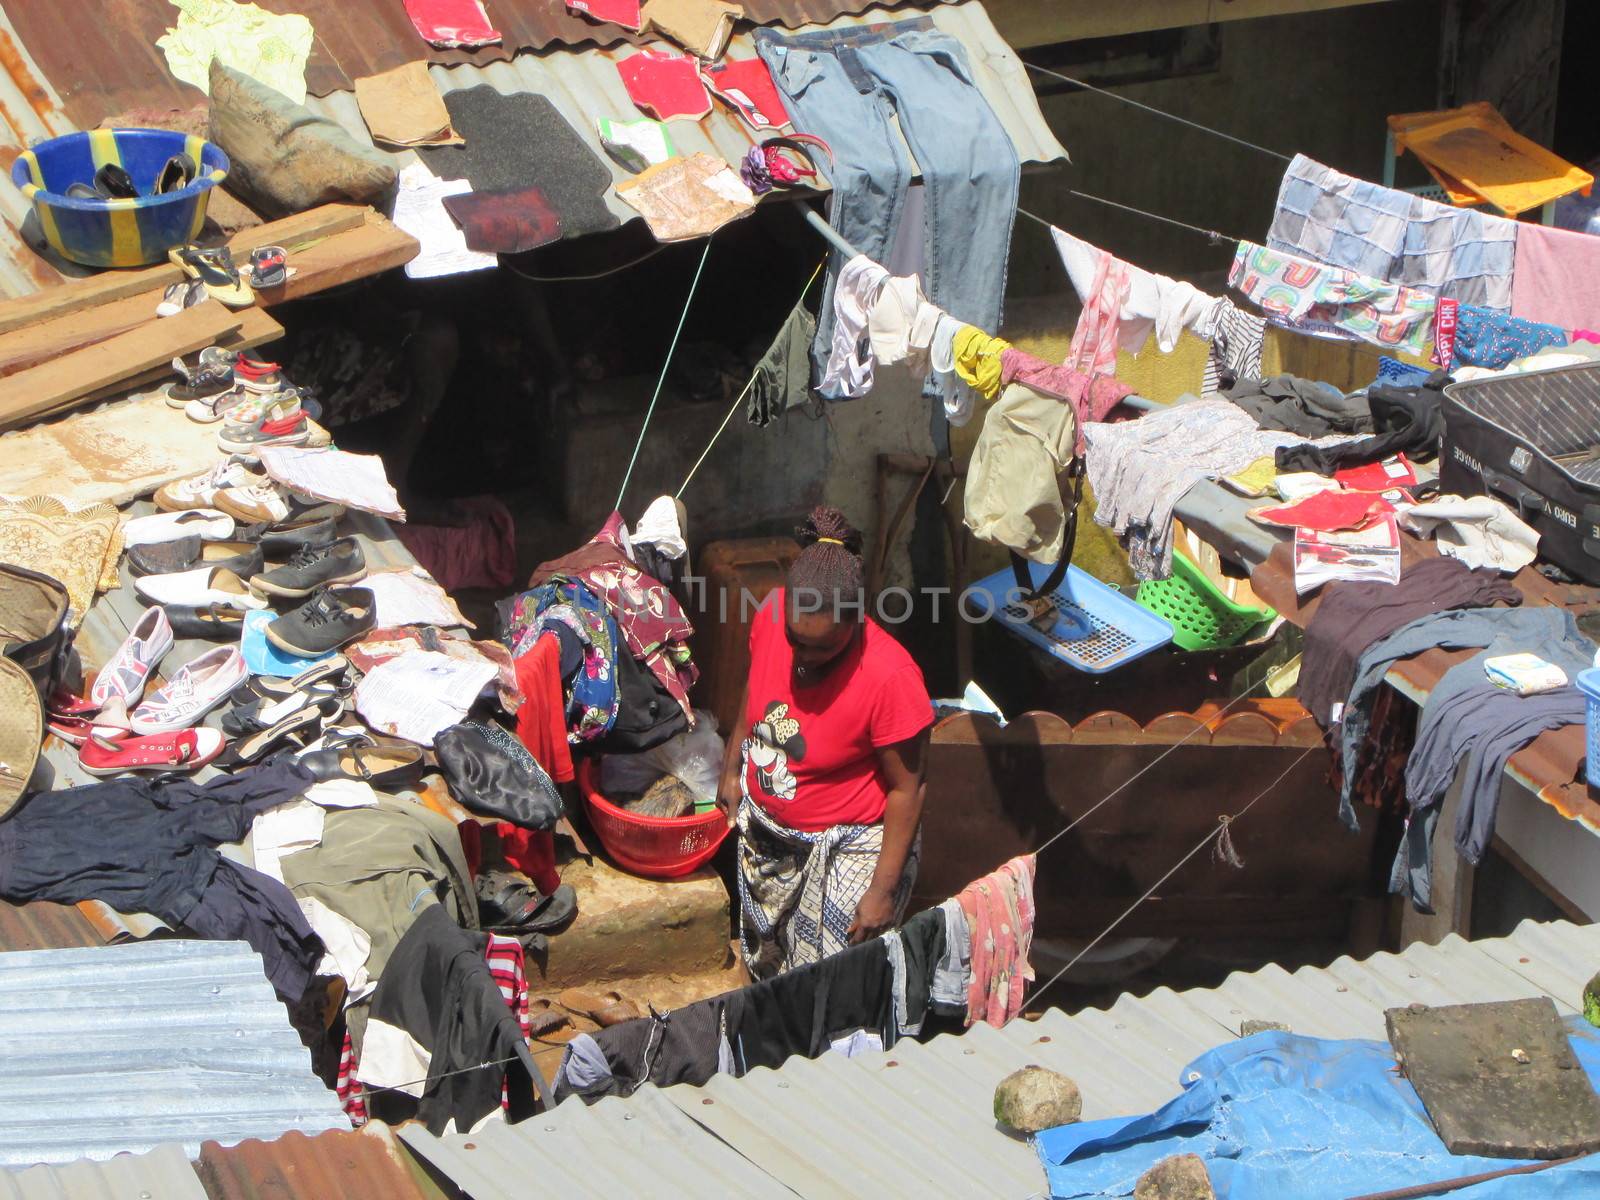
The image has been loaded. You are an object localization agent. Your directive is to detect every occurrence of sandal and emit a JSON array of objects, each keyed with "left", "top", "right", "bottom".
[
  {"left": 169, "top": 244, "right": 253, "bottom": 308},
  {"left": 79, "top": 727, "right": 225, "bottom": 775},
  {"left": 220, "top": 695, "right": 345, "bottom": 765},
  {"left": 247, "top": 655, "right": 350, "bottom": 700},
  {"left": 557, "top": 987, "right": 641, "bottom": 1028},
  {"left": 249, "top": 244, "right": 288, "bottom": 289},
  {"left": 527, "top": 997, "right": 571, "bottom": 1038}
]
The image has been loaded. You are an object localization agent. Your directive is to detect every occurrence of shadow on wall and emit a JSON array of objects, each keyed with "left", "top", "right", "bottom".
[{"left": 1007, "top": 0, "right": 1446, "bottom": 294}]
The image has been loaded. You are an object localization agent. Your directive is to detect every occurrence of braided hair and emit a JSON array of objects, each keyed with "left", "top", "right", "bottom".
[{"left": 788, "top": 506, "right": 866, "bottom": 620}]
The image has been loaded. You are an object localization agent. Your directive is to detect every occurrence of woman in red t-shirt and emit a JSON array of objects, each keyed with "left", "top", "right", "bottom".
[{"left": 716, "top": 507, "right": 933, "bottom": 979}]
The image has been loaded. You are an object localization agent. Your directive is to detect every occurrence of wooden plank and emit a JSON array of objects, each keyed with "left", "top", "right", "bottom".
[
  {"left": 0, "top": 303, "right": 242, "bottom": 431},
  {"left": 255, "top": 210, "right": 420, "bottom": 303},
  {"left": 0, "top": 205, "right": 367, "bottom": 335},
  {"left": 73, "top": 305, "right": 284, "bottom": 410},
  {"left": 0, "top": 291, "right": 161, "bottom": 377}
]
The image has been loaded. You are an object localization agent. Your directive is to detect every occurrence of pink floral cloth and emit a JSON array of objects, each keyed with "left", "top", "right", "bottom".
[
  {"left": 1065, "top": 248, "right": 1131, "bottom": 378},
  {"left": 956, "top": 854, "right": 1036, "bottom": 1028}
]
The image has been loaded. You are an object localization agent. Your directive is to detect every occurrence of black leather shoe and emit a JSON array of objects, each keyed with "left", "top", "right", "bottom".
[
  {"left": 239, "top": 518, "right": 339, "bottom": 559},
  {"left": 129, "top": 537, "right": 263, "bottom": 579},
  {"left": 165, "top": 603, "right": 247, "bottom": 640},
  {"left": 299, "top": 732, "right": 424, "bottom": 788}
]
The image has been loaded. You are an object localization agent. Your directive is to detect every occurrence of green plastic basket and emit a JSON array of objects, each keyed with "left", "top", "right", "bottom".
[{"left": 1135, "top": 548, "right": 1276, "bottom": 651}]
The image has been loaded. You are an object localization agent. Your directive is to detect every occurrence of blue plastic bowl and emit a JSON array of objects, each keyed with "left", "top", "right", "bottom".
[{"left": 9, "top": 128, "right": 229, "bottom": 268}]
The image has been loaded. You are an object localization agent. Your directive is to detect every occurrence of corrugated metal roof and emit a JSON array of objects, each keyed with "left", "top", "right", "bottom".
[
  {"left": 399, "top": 1085, "right": 799, "bottom": 1199},
  {"left": 0, "top": 1142, "right": 209, "bottom": 1200},
  {"left": 302, "top": 2, "right": 1065, "bottom": 235},
  {"left": 0, "top": 0, "right": 956, "bottom": 125},
  {"left": 196, "top": 1125, "right": 440, "bottom": 1200},
  {"left": 0, "top": 938, "right": 348, "bottom": 1168},
  {"left": 0, "top": 1, "right": 1061, "bottom": 297},
  {"left": 401, "top": 918, "right": 1600, "bottom": 1200}
]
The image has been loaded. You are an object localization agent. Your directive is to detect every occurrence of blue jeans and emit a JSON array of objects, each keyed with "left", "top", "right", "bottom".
[{"left": 756, "top": 19, "right": 1020, "bottom": 410}]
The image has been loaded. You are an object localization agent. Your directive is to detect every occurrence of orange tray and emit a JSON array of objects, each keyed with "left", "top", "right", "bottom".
[{"left": 1388, "top": 102, "right": 1593, "bottom": 217}]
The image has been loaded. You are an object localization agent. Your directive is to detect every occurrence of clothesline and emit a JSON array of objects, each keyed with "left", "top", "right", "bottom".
[
  {"left": 1022, "top": 745, "right": 1315, "bottom": 1017},
  {"left": 1022, "top": 60, "right": 1295, "bottom": 164},
  {"left": 1016, "top": 192, "right": 1252, "bottom": 248}
]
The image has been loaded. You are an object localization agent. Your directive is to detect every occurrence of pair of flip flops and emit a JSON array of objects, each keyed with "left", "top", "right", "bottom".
[{"left": 168, "top": 243, "right": 290, "bottom": 308}]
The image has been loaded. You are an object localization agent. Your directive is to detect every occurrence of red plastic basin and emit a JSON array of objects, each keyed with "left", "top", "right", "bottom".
[{"left": 578, "top": 759, "right": 731, "bottom": 879}]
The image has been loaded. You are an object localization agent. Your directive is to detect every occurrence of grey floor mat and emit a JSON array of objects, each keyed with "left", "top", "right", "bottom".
[{"left": 422, "top": 88, "right": 619, "bottom": 239}]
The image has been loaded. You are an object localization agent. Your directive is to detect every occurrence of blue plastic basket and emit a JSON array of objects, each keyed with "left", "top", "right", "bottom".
[
  {"left": 968, "top": 561, "right": 1174, "bottom": 675},
  {"left": 10, "top": 129, "right": 229, "bottom": 268},
  {"left": 1577, "top": 668, "right": 1600, "bottom": 787}
]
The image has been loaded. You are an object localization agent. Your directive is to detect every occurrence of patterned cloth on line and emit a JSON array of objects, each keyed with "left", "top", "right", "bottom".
[
  {"left": 1230, "top": 242, "right": 1436, "bottom": 359},
  {"left": 1450, "top": 304, "right": 1569, "bottom": 371},
  {"left": 955, "top": 854, "right": 1036, "bottom": 1028},
  {"left": 736, "top": 793, "right": 918, "bottom": 980},
  {"left": 337, "top": 929, "right": 530, "bottom": 1124},
  {"left": 1266, "top": 153, "right": 1515, "bottom": 309},
  {"left": 1200, "top": 299, "right": 1267, "bottom": 394}
]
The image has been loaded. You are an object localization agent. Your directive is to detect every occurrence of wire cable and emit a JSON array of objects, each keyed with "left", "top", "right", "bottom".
[
  {"left": 1030, "top": 677, "right": 1279, "bottom": 861},
  {"left": 1024, "top": 744, "right": 1315, "bottom": 1012},
  {"left": 1016, "top": 197, "right": 1246, "bottom": 247},
  {"left": 501, "top": 242, "right": 670, "bottom": 283},
  {"left": 616, "top": 237, "right": 714, "bottom": 511},
  {"left": 676, "top": 257, "right": 829, "bottom": 499},
  {"left": 1023, "top": 61, "right": 1293, "bottom": 163}
]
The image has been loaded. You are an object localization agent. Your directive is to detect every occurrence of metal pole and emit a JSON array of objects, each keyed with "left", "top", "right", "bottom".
[{"left": 804, "top": 208, "right": 859, "bottom": 259}]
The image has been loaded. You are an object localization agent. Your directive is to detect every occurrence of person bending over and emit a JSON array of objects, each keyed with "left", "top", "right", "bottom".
[{"left": 718, "top": 506, "right": 933, "bottom": 979}]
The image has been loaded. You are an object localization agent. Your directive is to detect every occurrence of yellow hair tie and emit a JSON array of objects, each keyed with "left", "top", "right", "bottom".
[{"left": 816, "top": 536, "right": 845, "bottom": 546}]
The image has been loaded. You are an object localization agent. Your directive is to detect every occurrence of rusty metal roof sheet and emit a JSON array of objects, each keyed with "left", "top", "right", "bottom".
[
  {"left": 0, "top": 1, "right": 1060, "bottom": 299},
  {"left": 301, "top": 2, "right": 1065, "bottom": 233},
  {"left": 0, "top": 0, "right": 954, "bottom": 127},
  {"left": 0, "top": 938, "right": 347, "bottom": 1168},
  {"left": 0, "top": 1142, "right": 210, "bottom": 1200},
  {"left": 196, "top": 1125, "right": 439, "bottom": 1200},
  {"left": 400, "top": 918, "right": 1600, "bottom": 1200}
]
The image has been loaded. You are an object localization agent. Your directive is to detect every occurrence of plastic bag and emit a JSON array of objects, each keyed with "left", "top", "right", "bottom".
[{"left": 600, "top": 709, "right": 724, "bottom": 805}]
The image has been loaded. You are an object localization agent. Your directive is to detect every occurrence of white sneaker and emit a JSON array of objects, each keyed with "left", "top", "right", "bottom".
[
  {"left": 122, "top": 509, "right": 236, "bottom": 548},
  {"left": 89, "top": 605, "right": 174, "bottom": 711},
  {"left": 153, "top": 457, "right": 263, "bottom": 512},
  {"left": 130, "top": 646, "right": 248, "bottom": 734},
  {"left": 185, "top": 386, "right": 253, "bottom": 424},
  {"left": 213, "top": 479, "right": 344, "bottom": 526},
  {"left": 133, "top": 567, "right": 266, "bottom": 611}
]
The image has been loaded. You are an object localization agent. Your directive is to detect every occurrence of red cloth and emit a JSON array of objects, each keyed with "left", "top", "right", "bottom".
[
  {"left": 741, "top": 589, "right": 932, "bottom": 831},
  {"left": 618, "top": 48, "right": 711, "bottom": 121},
  {"left": 1335, "top": 454, "right": 1417, "bottom": 491},
  {"left": 441, "top": 189, "right": 562, "bottom": 255},
  {"left": 999, "top": 347, "right": 1136, "bottom": 455},
  {"left": 566, "top": 0, "right": 642, "bottom": 29},
  {"left": 514, "top": 635, "right": 574, "bottom": 784},
  {"left": 702, "top": 57, "right": 789, "bottom": 131},
  {"left": 509, "top": 634, "right": 569, "bottom": 897},
  {"left": 402, "top": 0, "right": 500, "bottom": 47},
  {"left": 496, "top": 823, "right": 558, "bottom": 897},
  {"left": 1432, "top": 297, "right": 1459, "bottom": 368},
  {"left": 393, "top": 496, "right": 517, "bottom": 592},
  {"left": 1252, "top": 489, "right": 1394, "bottom": 532}
]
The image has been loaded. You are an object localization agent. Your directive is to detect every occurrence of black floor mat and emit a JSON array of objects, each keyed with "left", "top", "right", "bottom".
[{"left": 422, "top": 88, "right": 619, "bottom": 239}]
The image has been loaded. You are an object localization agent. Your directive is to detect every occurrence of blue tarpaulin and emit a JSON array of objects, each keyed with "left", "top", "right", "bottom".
[{"left": 1036, "top": 1020, "right": 1600, "bottom": 1199}]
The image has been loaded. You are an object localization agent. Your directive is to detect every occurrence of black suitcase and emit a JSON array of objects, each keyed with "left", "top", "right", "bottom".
[{"left": 1441, "top": 362, "right": 1600, "bottom": 584}]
